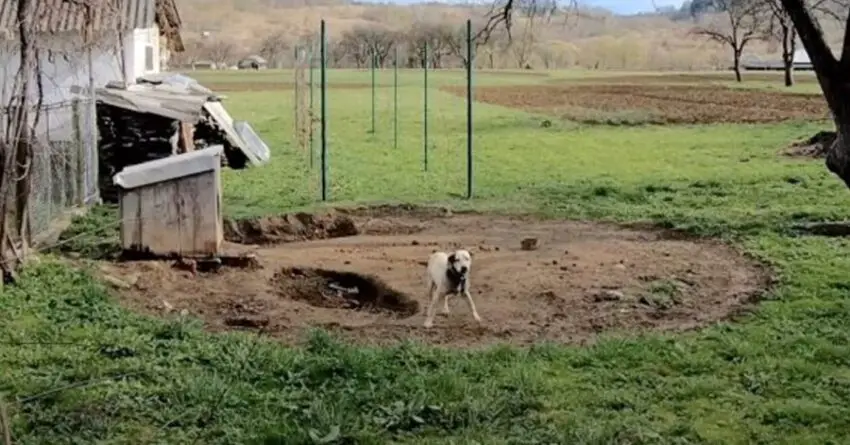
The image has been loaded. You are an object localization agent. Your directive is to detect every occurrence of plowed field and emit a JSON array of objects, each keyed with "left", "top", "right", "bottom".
[{"left": 445, "top": 84, "right": 829, "bottom": 124}]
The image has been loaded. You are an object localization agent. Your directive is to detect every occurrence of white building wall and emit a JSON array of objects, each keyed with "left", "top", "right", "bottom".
[
  {"left": 0, "top": 32, "right": 125, "bottom": 138},
  {"left": 0, "top": 31, "right": 130, "bottom": 230},
  {"left": 126, "top": 25, "right": 161, "bottom": 82}
]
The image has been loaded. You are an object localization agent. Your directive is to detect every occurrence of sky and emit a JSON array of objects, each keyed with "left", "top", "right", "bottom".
[{"left": 582, "top": 0, "right": 683, "bottom": 14}]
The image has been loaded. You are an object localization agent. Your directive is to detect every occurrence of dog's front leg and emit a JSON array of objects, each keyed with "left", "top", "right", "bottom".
[
  {"left": 424, "top": 286, "right": 441, "bottom": 328},
  {"left": 462, "top": 284, "right": 481, "bottom": 323},
  {"left": 441, "top": 293, "right": 452, "bottom": 315}
]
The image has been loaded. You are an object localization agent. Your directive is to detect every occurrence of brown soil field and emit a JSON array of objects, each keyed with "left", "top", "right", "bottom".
[
  {"left": 445, "top": 84, "right": 829, "bottom": 124},
  {"left": 97, "top": 206, "right": 770, "bottom": 348},
  {"left": 551, "top": 72, "right": 819, "bottom": 85}
]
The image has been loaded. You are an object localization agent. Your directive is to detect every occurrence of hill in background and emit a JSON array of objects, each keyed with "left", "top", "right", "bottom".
[{"left": 172, "top": 0, "right": 845, "bottom": 71}]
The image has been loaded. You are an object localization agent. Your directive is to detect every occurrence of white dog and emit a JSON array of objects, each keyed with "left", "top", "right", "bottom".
[{"left": 423, "top": 249, "right": 481, "bottom": 328}]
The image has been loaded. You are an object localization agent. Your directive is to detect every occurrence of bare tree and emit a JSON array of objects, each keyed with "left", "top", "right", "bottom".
[
  {"left": 204, "top": 40, "right": 235, "bottom": 68},
  {"left": 338, "top": 31, "right": 369, "bottom": 68},
  {"left": 780, "top": 0, "right": 850, "bottom": 187},
  {"left": 1, "top": 0, "right": 36, "bottom": 280},
  {"left": 509, "top": 16, "right": 540, "bottom": 68},
  {"left": 692, "top": 0, "right": 769, "bottom": 82},
  {"left": 474, "top": 0, "right": 562, "bottom": 45},
  {"left": 445, "top": 21, "right": 489, "bottom": 70},
  {"left": 337, "top": 27, "right": 396, "bottom": 68},
  {"left": 763, "top": 0, "right": 847, "bottom": 86},
  {"left": 169, "top": 38, "right": 204, "bottom": 68},
  {"left": 354, "top": 26, "right": 397, "bottom": 67},
  {"left": 406, "top": 22, "right": 453, "bottom": 68},
  {"left": 257, "top": 32, "right": 289, "bottom": 69},
  {"left": 328, "top": 40, "right": 348, "bottom": 68}
]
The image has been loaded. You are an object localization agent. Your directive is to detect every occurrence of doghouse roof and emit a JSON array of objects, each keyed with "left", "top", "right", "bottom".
[{"left": 113, "top": 144, "right": 223, "bottom": 189}]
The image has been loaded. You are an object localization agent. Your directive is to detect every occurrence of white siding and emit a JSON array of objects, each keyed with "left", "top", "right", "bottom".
[
  {"left": 126, "top": 25, "right": 161, "bottom": 82},
  {"left": 0, "top": 32, "right": 124, "bottom": 139}
]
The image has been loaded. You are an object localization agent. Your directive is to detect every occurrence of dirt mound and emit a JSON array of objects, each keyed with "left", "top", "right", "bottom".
[
  {"left": 443, "top": 84, "right": 829, "bottom": 125},
  {"left": 272, "top": 267, "right": 418, "bottom": 316},
  {"left": 224, "top": 207, "right": 436, "bottom": 245},
  {"left": 101, "top": 210, "right": 772, "bottom": 348},
  {"left": 224, "top": 212, "right": 359, "bottom": 244},
  {"left": 785, "top": 131, "right": 836, "bottom": 158}
]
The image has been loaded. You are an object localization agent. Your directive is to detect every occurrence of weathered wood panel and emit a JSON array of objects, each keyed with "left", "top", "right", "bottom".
[{"left": 119, "top": 171, "right": 221, "bottom": 256}]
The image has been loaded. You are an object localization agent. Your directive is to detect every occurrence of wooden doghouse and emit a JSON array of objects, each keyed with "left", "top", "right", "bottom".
[{"left": 113, "top": 145, "right": 224, "bottom": 257}]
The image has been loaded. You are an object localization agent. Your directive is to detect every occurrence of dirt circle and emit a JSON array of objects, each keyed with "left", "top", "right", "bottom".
[{"left": 100, "top": 207, "right": 771, "bottom": 348}]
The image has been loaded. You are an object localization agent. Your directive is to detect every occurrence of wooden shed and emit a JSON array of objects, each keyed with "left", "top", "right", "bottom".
[{"left": 113, "top": 145, "right": 224, "bottom": 257}]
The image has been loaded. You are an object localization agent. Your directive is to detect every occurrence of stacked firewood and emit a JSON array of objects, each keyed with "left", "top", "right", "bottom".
[{"left": 96, "top": 103, "right": 180, "bottom": 203}]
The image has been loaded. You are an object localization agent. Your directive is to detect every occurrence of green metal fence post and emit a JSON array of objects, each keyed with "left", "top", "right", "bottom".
[
  {"left": 466, "top": 19, "right": 473, "bottom": 199},
  {"left": 393, "top": 45, "right": 398, "bottom": 150},
  {"left": 308, "top": 48, "right": 314, "bottom": 169},
  {"left": 294, "top": 45, "right": 299, "bottom": 146},
  {"left": 371, "top": 50, "right": 376, "bottom": 134},
  {"left": 320, "top": 20, "right": 328, "bottom": 201},
  {"left": 423, "top": 41, "right": 428, "bottom": 172}
]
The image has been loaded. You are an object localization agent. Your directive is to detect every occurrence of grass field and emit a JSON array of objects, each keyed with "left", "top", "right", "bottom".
[{"left": 5, "top": 68, "right": 850, "bottom": 444}]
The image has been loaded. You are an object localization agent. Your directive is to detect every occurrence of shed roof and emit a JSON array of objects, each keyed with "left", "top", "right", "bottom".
[
  {"left": 0, "top": 0, "right": 183, "bottom": 51},
  {"left": 113, "top": 144, "right": 223, "bottom": 189},
  {"left": 96, "top": 73, "right": 217, "bottom": 122}
]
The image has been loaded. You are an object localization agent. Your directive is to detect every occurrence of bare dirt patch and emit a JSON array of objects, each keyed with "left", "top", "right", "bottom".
[
  {"left": 444, "top": 84, "right": 828, "bottom": 125},
  {"left": 99, "top": 207, "right": 771, "bottom": 348}
]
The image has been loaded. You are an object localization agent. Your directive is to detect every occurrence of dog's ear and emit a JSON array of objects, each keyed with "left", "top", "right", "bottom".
[{"left": 448, "top": 253, "right": 457, "bottom": 264}]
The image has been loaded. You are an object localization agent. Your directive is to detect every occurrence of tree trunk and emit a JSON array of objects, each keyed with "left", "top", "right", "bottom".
[
  {"left": 779, "top": 0, "right": 850, "bottom": 187},
  {"left": 781, "top": 24, "right": 795, "bottom": 87},
  {"left": 783, "top": 63, "right": 794, "bottom": 86},
  {"left": 1, "top": 0, "right": 35, "bottom": 278},
  {"left": 824, "top": 83, "right": 850, "bottom": 188},
  {"left": 733, "top": 51, "right": 742, "bottom": 82}
]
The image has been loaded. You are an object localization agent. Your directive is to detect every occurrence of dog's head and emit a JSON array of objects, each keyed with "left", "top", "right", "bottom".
[{"left": 447, "top": 249, "right": 472, "bottom": 277}]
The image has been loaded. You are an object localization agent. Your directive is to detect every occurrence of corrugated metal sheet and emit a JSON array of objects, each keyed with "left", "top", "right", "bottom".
[
  {"left": 0, "top": 0, "right": 156, "bottom": 36},
  {"left": 96, "top": 81, "right": 211, "bottom": 123}
]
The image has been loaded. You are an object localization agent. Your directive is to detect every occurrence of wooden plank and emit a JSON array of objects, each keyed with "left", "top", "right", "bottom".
[
  {"left": 119, "top": 190, "right": 141, "bottom": 250},
  {"left": 139, "top": 179, "right": 181, "bottom": 255},
  {"left": 187, "top": 171, "right": 220, "bottom": 255},
  {"left": 176, "top": 174, "right": 196, "bottom": 255},
  {"left": 178, "top": 122, "right": 195, "bottom": 153},
  {"left": 214, "top": 166, "right": 223, "bottom": 251}
]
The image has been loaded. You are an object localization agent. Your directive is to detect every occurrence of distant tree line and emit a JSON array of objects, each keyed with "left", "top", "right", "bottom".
[{"left": 170, "top": 20, "right": 557, "bottom": 71}]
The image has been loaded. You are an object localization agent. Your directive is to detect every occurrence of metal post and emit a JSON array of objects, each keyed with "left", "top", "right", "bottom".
[
  {"left": 466, "top": 19, "right": 473, "bottom": 199},
  {"left": 320, "top": 21, "right": 328, "bottom": 201},
  {"left": 370, "top": 50, "right": 376, "bottom": 134},
  {"left": 393, "top": 45, "right": 398, "bottom": 150},
  {"left": 308, "top": 48, "right": 314, "bottom": 169},
  {"left": 423, "top": 41, "right": 428, "bottom": 172},
  {"left": 294, "top": 45, "right": 299, "bottom": 148}
]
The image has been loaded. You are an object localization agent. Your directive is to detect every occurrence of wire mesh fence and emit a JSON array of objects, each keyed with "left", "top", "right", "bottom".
[{"left": 6, "top": 98, "right": 99, "bottom": 241}]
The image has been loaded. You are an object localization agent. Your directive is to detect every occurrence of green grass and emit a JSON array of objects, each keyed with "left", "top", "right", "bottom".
[{"left": 4, "top": 68, "right": 850, "bottom": 444}]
